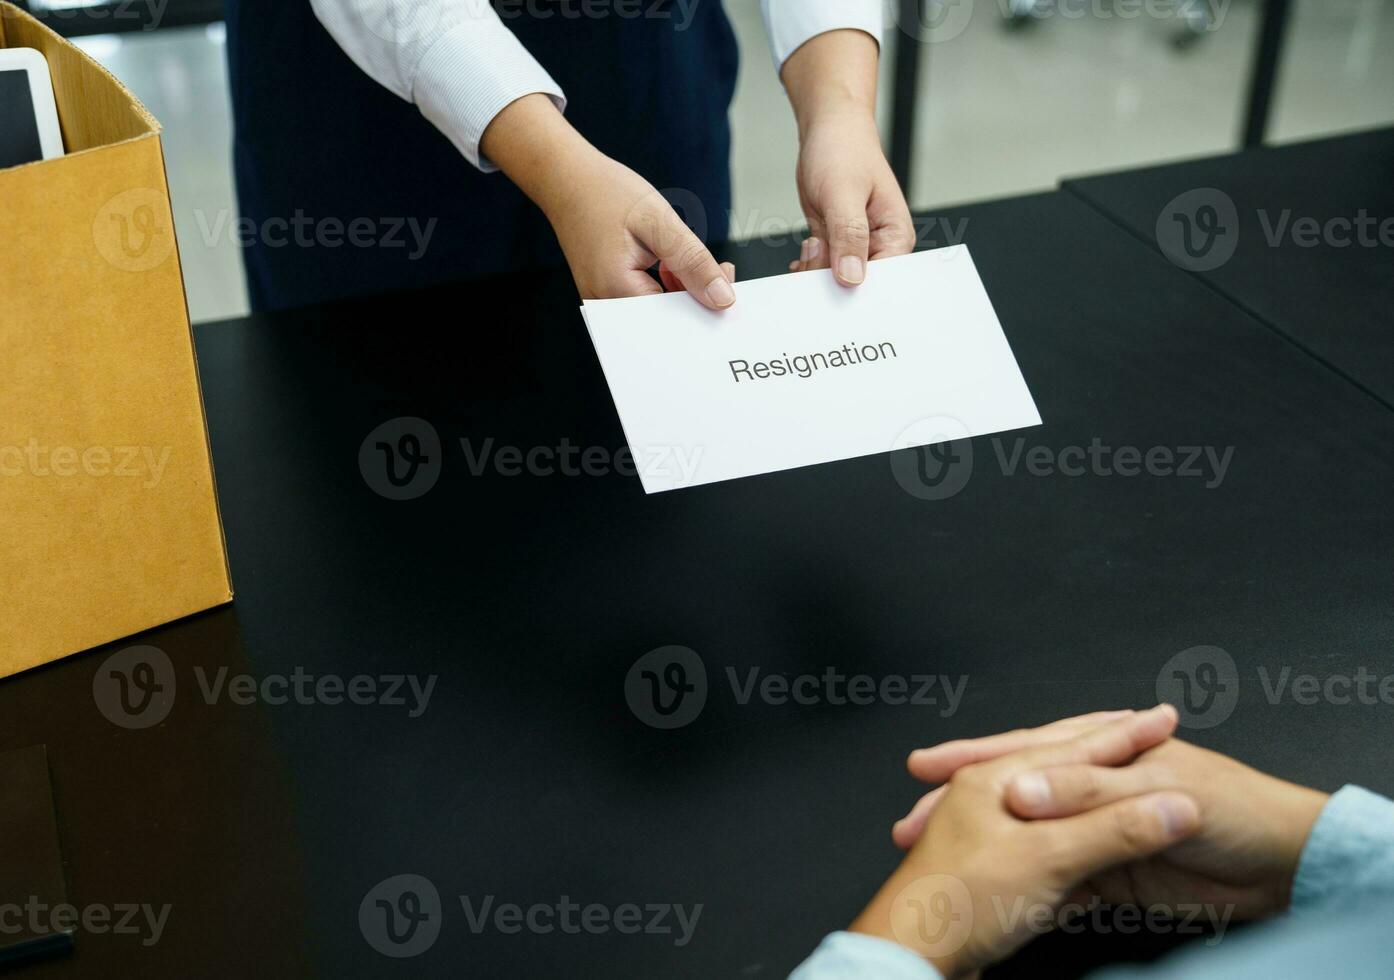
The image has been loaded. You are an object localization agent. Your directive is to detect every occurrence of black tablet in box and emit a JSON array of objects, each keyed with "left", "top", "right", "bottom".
[{"left": 0, "top": 46, "right": 64, "bottom": 168}]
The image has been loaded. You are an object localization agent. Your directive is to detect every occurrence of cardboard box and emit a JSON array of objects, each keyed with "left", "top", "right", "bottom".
[{"left": 0, "top": 1, "right": 232, "bottom": 679}]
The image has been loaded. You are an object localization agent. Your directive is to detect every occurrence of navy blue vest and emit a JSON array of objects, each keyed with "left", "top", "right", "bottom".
[{"left": 224, "top": 0, "right": 738, "bottom": 311}]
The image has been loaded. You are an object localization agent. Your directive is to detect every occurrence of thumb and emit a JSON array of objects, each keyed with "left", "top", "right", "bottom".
[
  {"left": 1046, "top": 791, "right": 1200, "bottom": 885},
  {"left": 639, "top": 207, "right": 735, "bottom": 311},
  {"left": 822, "top": 197, "right": 872, "bottom": 287}
]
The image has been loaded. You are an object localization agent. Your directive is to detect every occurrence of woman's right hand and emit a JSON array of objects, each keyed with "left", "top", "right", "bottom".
[
  {"left": 546, "top": 149, "right": 736, "bottom": 309},
  {"left": 482, "top": 94, "right": 736, "bottom": 311}
]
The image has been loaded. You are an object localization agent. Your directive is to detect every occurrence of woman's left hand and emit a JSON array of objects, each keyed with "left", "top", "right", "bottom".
[
  {"left": 781, "top": 30, "right": 916, "bottom": 284},
  {"left": 789, "top": 108, "right": 916, "bottom": 282}
]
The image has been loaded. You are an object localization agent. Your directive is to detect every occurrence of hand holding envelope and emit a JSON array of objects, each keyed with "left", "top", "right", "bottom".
[{"left": 580, "top": 246, "right": 1042, "bottom": 494}]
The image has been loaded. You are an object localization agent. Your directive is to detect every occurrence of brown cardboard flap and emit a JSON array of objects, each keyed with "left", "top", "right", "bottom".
[{"left": 0, "top": 0, "right": 158, "bottom": 154}]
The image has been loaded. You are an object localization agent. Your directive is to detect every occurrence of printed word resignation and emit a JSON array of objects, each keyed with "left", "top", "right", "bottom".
[{"left": 729, "top": 342, "right": 898, "bottom": 383}]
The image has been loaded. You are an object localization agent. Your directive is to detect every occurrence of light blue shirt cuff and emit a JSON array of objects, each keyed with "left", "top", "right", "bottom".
[
  {"left": 1290, "top": 784, "right": 1394, "bottom": 911},
  {"left": 789, "top": 931, "right": 941, "bottom": 980}
]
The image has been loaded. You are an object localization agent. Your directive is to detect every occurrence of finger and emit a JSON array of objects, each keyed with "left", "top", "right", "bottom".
[
  {"left": 604, "top": 269, "right": 664, "bottom": 300},
  {"left": 657, "top": 261, "right": 683, "bottom": 294},
  {"left": 1044, "top": 791, "right": 1200, "bottom": 885},
  {"left": 640, "top": 209, "right": 735, "bottom": 310},
  {"left": 977, "top": 705, "right": 1178, "bottom": 785},
  {"left": 907, "top": 710, "right": 1137, "bottom": 783},
  {"left": 721, "top": 262, "right": 736, "bottom": 283},
  {"left": 890, "top": 714, "right": 1144, "bottom": 842},
  {"left": 891, "top": 786, "right": 945, "bottom": 849},
  {"left": 790, "top": 239, "right": 807, "bottom": 274},
  {"left": 789, "top": 237, "right": 824, "bottom": 275},
  {"left": 823, "top": 199, "right": 872, "bottom": 286},
  {"left": 1007, "top": 762, "right": 1175, "bottom": 820}
]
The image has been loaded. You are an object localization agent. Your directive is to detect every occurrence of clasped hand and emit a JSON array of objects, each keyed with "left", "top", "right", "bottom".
[{"left": 851, "top": 705, "right": 1328, "bottom": 978}]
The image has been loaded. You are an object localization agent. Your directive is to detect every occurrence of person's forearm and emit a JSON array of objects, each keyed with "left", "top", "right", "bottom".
[
  {"left": 780, "top": 29, "right": 880, "bottom": 140},
  {"left": 848, "top": 860, "right": 960, "bottom": 977},
  {"left": 479, "top": 93, "right": 600, "bottom": 219}
]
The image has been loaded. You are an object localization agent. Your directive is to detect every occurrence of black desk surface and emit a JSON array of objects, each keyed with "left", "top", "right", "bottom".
[
  {"left": 1066, "top": 127, "right": 1394, "bottom": 409},
  {"left": 4, "top": 150, "right": 1393, "bottom": 979}
]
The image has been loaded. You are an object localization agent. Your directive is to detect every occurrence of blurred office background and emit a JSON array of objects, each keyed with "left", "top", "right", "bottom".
[{"left": 19, "top": 0, "right": 1394, "bottom": 323}]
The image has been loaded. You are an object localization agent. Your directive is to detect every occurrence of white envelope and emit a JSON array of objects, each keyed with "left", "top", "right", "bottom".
[{"left": 580, "top": 245, "right": 1042, "bottom": 493}]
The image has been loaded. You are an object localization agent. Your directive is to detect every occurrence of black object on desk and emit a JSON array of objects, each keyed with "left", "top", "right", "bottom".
[
  {"left": 0, "top": 746, "right": 73, "bottom": 966},
  {"left": 1066, "top": 127, "right": 1394, "bottom": 409},
  {"left": 0, "top": 68, "right": 44, "bottom": 169}
]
